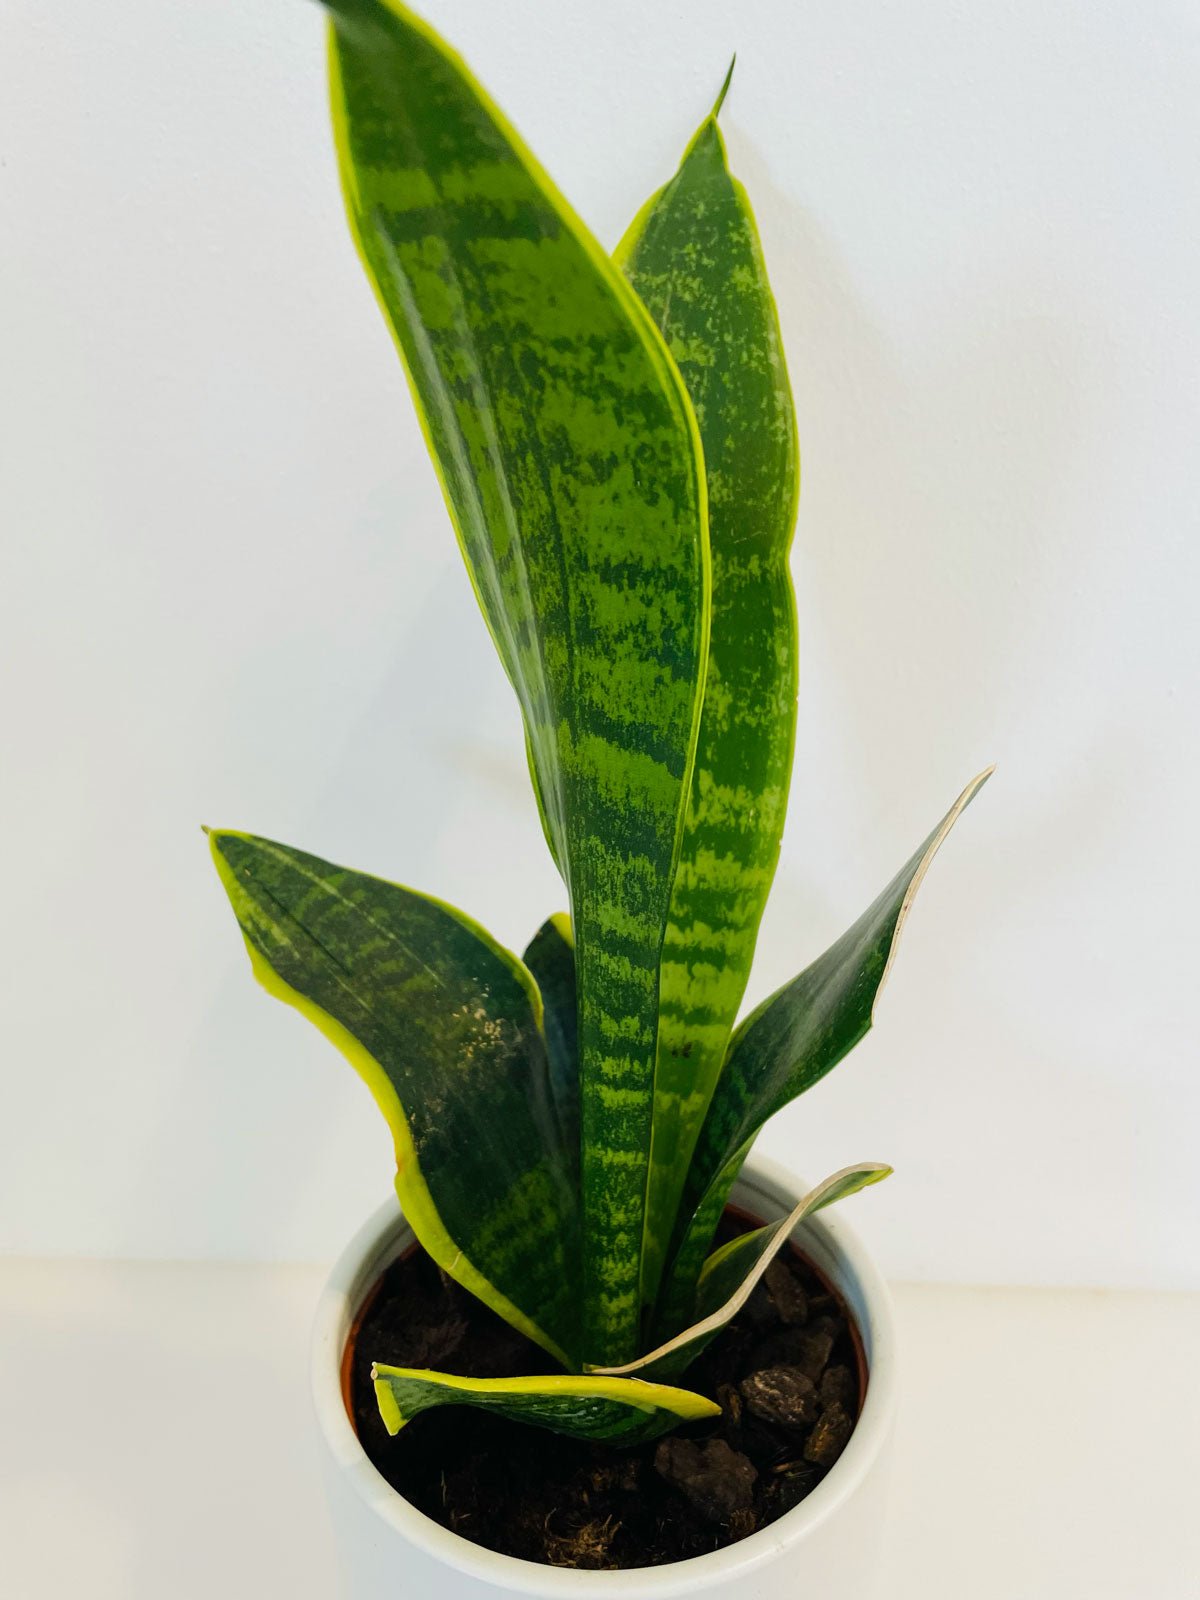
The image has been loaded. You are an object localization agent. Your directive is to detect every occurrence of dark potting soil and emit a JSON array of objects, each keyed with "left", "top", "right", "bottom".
[{"left": 347, "top": 1211, "right": 863, "bottom": 1570}]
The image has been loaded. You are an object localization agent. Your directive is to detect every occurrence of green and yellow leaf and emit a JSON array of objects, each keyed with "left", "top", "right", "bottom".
[
  {"left": 324, "top": 0, "right": 710, "bottom": 1367},
  {"left": 616, "top": 71, "right": 800, "bottom": 1305},
  {"left": 371, "top": 1364, "right": 719, "bottom": 1445},
  {"left": 591, "top": 1165, "right": 889, "bottom": 1380},
  {"left": 207, "top": 830, "right": 578, "bottom": 1365},
  {"left": 657, "top": 769, "right": 992, "bottom": 1329}
]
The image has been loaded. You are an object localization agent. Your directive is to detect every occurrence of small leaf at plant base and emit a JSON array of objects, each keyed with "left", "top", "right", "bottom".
[
  {"left": 371, "top": 1365, "right": 720, "bottom": 1446},
  {"left": 324, "top": 0, "right": 710, "bottom": 1368},
  {"left": 617, "top": 69, "right": 800, "bottom": 1305},
  {"left": 588, "top": 1164, "right": 889, "bottom": 1381},
  {"left": 208, "top": 830, "right": 579, "bottom": 1365},
  {"left": 657, "top": 768, "right": 992, "bottom": 1329}
]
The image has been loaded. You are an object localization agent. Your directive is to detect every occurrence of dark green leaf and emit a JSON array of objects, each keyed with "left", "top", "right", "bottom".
[
  {"left": 658, "top": 769, "right": 992, "bottom": 1329},
  {"left": 522, "top": 914, "right": 578, "bottom": 1165},
  {"left": 325, "top": 0, "right": 709, "bottom": 1366},
  {"left": 208, "top": 830, "right": 578, "bottom": 1364}
]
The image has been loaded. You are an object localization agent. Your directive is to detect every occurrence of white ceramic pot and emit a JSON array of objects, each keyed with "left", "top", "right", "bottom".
[{"left": 311, "top": 1156, "right": 897, "bottom": 1599}]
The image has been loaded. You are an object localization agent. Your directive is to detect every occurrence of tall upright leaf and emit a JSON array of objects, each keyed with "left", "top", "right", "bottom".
[
  {"left": 657, "top": 769, "right": 992, "bottom": 1329},
  {"left": 208, "top": 830, "right": 579, "bottom": 1365},
  {"left": 324, "top": 0, "right": 710, "bottom": 1364},
  {"left": 615, "top": 73, "right": 800, "bottom": 1303}
]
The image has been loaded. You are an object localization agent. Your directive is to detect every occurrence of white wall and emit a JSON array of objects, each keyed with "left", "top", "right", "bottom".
[{"left": 2, "top": 0, "right": 1197, "bottom": 1288}]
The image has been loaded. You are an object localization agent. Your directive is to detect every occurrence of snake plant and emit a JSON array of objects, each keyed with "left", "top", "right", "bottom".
[{"left": 208, "top": 0, "right": 990, "bottom": 1445}]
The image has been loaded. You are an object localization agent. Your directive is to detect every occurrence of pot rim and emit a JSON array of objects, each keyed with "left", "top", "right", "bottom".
[{"left": 311, "top": 1154, "right": 897, "bottom": 1597}]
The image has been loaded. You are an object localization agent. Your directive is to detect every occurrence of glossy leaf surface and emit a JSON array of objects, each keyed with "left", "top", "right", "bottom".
[
  {"left": 616, "top": 78, "right": 799, "bottom": 1302},
  {"left": 325, "top": 0, "right": 709, "bottom": 1365},
  {"left": 372, "top": 1364, "right": 719, "bottom": 1445},
  {"left": 658, "top": 769, "right": 992, "bottom": 1328},
  {"left": 208, "top": 830, "right": 578, "bottom": 1365}
]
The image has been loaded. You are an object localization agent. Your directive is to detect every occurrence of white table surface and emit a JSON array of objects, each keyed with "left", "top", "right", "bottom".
[{"left": 2, "top": 1259, "right": 1197, "bottom": 1598}]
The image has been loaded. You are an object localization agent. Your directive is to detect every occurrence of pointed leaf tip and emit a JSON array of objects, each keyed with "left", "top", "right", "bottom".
[
  {"left": 615, "top": 71, "right": 797, "bottom": 1306},
  {"left": 653, "top": 769, "right": 990, "bottom": 1329},
  {"left": 711, "top": 54, "right": 736, "bottom": 120},
  {"left": 326, "top": 0, "right": 709, "bottom": 1367}
]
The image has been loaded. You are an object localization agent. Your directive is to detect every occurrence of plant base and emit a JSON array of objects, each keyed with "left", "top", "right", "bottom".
[
  {"left": 345, "top": 1211, "right": 864, "bottom": 1569},
  {"left": 312, "top": 1160, "right": 896, "bottom": 1598}
]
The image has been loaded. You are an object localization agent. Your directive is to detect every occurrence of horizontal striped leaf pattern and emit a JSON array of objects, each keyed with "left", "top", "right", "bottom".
[
  {"left": 325, "top": 0, "right": 709, "bottom": 1366},
  {"left": 372, "top": 1364, "right": 719, "bottom": 1445},
  {"left": 208, "top": 830, "right": 579, "bottom": 1364},
  {"left": 616, "top": 81, "right": 800, "bottom": 1307},
  {"left": 657, "top": 769, "right": 993, "bottom": 1330}
]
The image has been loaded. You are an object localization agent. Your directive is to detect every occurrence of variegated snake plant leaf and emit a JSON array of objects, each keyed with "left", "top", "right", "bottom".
[
  {"left": 616, "top": 60, "right": 800, "bottom": 1310},
  {"left": 206, "top": 0, "right": 993, "bottom": 1444}
]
